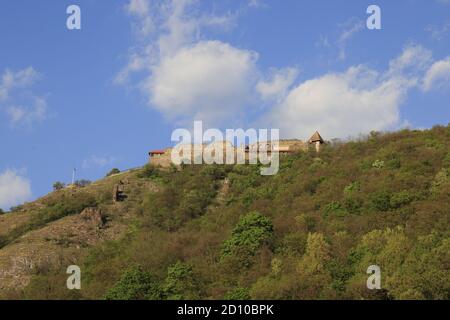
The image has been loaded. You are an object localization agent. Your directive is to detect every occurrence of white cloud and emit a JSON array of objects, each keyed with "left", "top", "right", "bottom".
[
  {"left": 0, "top": 67, "right": 48, "bottom": 126},
  {"left": 82, "top": 155, "right": 116, "bottom": 169},
  {"left": 426, "top": 21, "right": 450, "bottom": 41},
  {"left": 118, "top": 2, "right": 445, "bottom": 139},
  {"left": 422, "top": 56, "right": 450, "bottom": 91},
  {"left": 125, "top": 0, "right": 154, "bottom": 36},
  {"left": 117, "top": 0, "right": 256, "bottom": 125},
  {"left": 264, "top": 46, "right": 429, "bottom": 139},
  {"left": 145, "top": 40, "right": 258, "bottom": 125},
  {"left": 0, "top": 169, "right": 32, "bottom": 210},
  {"left": 0, "top": 67, "right": 38, "bottom": 101},
  {"left": 256, "top": 67, "right": 299, "bottom": 102},
  {"left": 337, "top": 19, "right": 364, "bottom": 61},
  {"left": 387, "top": 44, "right": 432, "bottom": 77},
  {"left": 126, "top": 0, "right": 150, "bottom": 16},
  {"left": 248, "top": 0, "right": 267, "bottom": 8},
  {"left": 6, "top": 97, "right": 48, "bottom": 126}
]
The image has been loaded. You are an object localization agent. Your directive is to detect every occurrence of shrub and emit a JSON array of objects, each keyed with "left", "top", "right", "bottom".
[
  {"left": 221, "top": 212, "right": 274, "bottom": 263},
  {"left": 163, "top": 262, "right": 199, "bottom": 300},
  {"left": 310, "top": 157, "right": 325, "bottom": 170},
  {"left": 443, "top": 151, "right": 450, "bottom": 167},
  {"left": 10, "top": 205, "right": 23, "bottom": 212},
  {"left": 303, "top": 178, "right": 324, "bottom": 195},
  {"left": 34, "top": 192, "right": 97, "bottom": 225},
  {"left": 52, "top": 181, "right": 65, "bottom": 191},
  {"left": 74, "top": 179, "right": 92, "bottom": 187},
  {"left": 138, "top": 164, "right": 160, "bottom": 179},
  {"left": 372, "top": 159, "right": 385, "bottom": 169},
  {"left": 343, "top": 197, "right": 363, "bottom": 214},
  {"left": 106, "top": 168, "right": 121, "bottom": 177},
  {"left": 224, "top": 287, "right": 251, "bottom": 300},
  {"left": 390, "top": 190, "right": 415, "bottom": 209},
  {"left": 431, "top": 168, "right": 448, "bottom": 195},
  {"left": 0, "top": 208, "right": 4, "bottom": 215},
  {"left": 344, "top": 181, "right": 360, "bottom": 194},
  {"left": 323, "top": 202, "right": 348, "bottom": 218},
  {"left": 370, "top": 191, "right": 392, "bottom": 211},
  {"left": 386, "top": 158, "right": 401, "bottom": 169},
  {"left": 105, "top": 266, "right": 162, "bottom": 300}
]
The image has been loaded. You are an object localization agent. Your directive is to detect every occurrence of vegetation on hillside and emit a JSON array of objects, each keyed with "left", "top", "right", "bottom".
[{"left": 2, "top": 125, "right": 450, "bottom": 300}]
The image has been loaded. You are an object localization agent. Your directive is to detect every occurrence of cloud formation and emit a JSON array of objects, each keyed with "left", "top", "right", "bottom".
[
  {"left": 0, "top": 169, "right": 32, "bottom": 210},
  {"left": 264, "top": 45, "right": 436, "bottom": 139},
  {"left": 117, "top": 0, "right": 251, "bottom": 126},
  {"left": 119, "top": 1, "right": 448, "bottom": 140},
  {"left": 257, "top": 67, "right": 299, "bottom": 102},
  {"left": 0, "top": 67, "right": 48, "bottom": 126},
  {"left": 423, "top": 56, "right": 450, "bottom": 91},
  {"left": 145, "top": 40, "right": 258, "bottom": 124},
  {"left": 337, "top": 19, "right": 365, "bottom": 61}
]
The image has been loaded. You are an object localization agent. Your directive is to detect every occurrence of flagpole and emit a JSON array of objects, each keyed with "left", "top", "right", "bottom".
[{"left": 72, "top": 168, "right": 76, "bottom": 185}]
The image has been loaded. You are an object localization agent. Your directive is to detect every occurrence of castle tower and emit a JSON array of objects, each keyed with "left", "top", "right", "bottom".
[{"left": 308, "top": 131, "right": 324, "bottom": 152}]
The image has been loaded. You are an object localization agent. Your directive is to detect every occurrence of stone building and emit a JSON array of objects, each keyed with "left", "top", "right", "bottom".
[
  {"left": 308, "top": 131, "right": 324, "bottom": 152},
  {"left": 148, "top": 131, "right": 325, "bottom": 167}
]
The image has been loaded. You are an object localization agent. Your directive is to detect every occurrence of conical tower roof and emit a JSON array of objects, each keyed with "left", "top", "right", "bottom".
[{"left": 308, "top": 131, "right": 324, "bottom": 144}]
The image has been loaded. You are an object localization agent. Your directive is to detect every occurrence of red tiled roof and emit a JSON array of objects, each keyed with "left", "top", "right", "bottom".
[{"left": 149, "top": 149, "right": 166, "bottom": 155}]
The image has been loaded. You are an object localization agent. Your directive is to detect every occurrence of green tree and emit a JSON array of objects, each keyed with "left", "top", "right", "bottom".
[
  {"left": 370, "top": 190, "right": 392, "bottom": 211},
  {"left": 105, "top": 266, "right": 161, "bottom": 300},
  {"left": 221, "top": 212, "right": 274, "bottom": 264},
  {"left": 163, "top": 262, "right": 200, "bottom": 300},
  {"left": 52, "top": 181, "right": 65, "bottom": 191},
  {"left": 74, "top": 179, "right": 92, "bottom": 187},
  {"left": 106, "top": 168, "right": 120, "bottom": 177}
]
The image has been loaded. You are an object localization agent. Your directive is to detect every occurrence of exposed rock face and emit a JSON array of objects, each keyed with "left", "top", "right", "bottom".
[
  {"left": 0, "top": 207, "right": 125, "bottom": 292},
  {"left": 113, "top": 181, "right": 127, "bottom": 202},
  {"left": 80, "top": 207, "right": 104, "bottom": 228}
]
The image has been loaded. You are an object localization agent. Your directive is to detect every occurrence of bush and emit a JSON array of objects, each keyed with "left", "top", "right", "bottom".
[
  {"left": 224, "top": 287, "right": 251, "bottom": 300},
  {"left": 372, "top": 159, "right": 385, "bottom": 169},
  {"left": 105, "top": 266, "right": 162, "bottom": 300},
  {"left": 390, "top": 190, "right": 415, "bottom": 209},
  {"left": 34, "top": 192, "right": 97, "bottom": 225},
  {"left": 106, "top": 168, "right": 121, "bottom": 177},
  {"left": 344, "top": 181, "right": 360, "bottom": 194},
  {"left": 221, "top": 212, "right": 274, "bottom": 263},
  {"left": 343, "top": 197, "right": 363, "bottom": 214},
  {"left": 10, "top": 205, "right": 23, "bottom": 212},
  {"left": 53, "top": 181, "right": 65, "bottom": 191},
  {"left": 386, "top": 158, "right": 401, "bottom": 169},
  {"left": 370, "top": 191, "right": 392, "bottom": 211},
  {"left": 0, "top": 208, "right": 4, "bottom": 215},
  {"left": 323, "top": 202, "right": 348, "bottom": 218},
  {"left": 431, "top": 168, "right": 448, "bottom": 195},
  {"left": 138, "top": 164, "right": 160, "bottom": 179},
  {"left": 74, "top": 179, "right": 92, "bottom": 187},
  {"left": 163, "top": 262, "right": 199, "bottom": 300}
]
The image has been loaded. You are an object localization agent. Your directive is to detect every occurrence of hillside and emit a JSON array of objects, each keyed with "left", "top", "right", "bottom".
[{"left": 0, "top": 126, "right": 449, "bottom": 300}]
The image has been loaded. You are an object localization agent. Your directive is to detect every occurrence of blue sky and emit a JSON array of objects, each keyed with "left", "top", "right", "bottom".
[{"left": 0, "top": 0, "right": 449, "bottom": 209}]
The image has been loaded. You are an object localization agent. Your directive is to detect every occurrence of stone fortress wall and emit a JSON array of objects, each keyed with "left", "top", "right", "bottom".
[{"left": 149, "top": 132, "right": 324, "bottom": 168}]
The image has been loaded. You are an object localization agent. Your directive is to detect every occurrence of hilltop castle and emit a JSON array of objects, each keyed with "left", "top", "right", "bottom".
[{"left": 149, "top": 131, "right": 324, "bottom": 167}]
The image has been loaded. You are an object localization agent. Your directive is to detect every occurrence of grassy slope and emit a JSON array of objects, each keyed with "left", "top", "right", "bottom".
[{"left": 0, "top": 125, "right": 449, "bottom": 300}]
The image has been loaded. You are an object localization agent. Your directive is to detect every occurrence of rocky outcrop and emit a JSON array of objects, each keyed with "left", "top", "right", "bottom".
[{"left": 80, "top": 207, "right": 105, "bottom": 228}]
